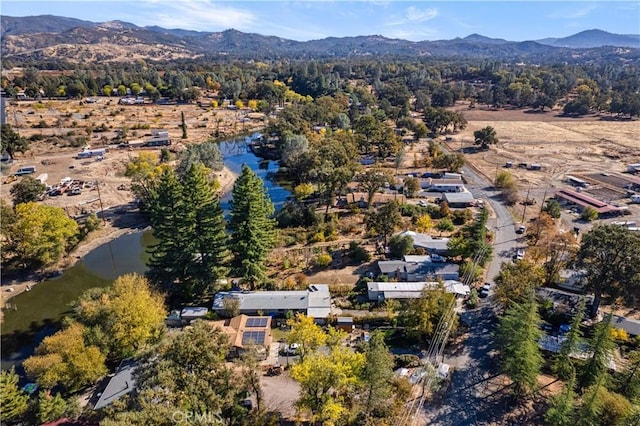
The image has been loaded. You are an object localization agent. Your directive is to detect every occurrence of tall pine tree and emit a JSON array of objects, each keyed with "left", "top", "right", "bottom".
[
  {"left": 181, "top": 164, "right": 228, "bottom": 294},
  {"left": 147, "top": 169, "right": 195, "bottom": 295},
  {"left": 0, "top": 367, "right": 29, "bottom": 423},
  {"left": 580, "top": 312, "right": 615, "bottom": 389},
  {"left": 496, "top": 291, "right": 543, "bottom": 397},
  {"left": 229, "top": 165, "right": 276, "bottom": 289},
  {"left": 553, "top": 297, "right": 586, "bottom": 380}
]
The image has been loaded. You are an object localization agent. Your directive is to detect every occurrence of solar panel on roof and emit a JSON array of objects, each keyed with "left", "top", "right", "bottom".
[
  {"left": 246, "top": 317, "right": 268, "bottom": 328},
  {"left": 242, "top": 331, "right": 265, "bottom": 345}
]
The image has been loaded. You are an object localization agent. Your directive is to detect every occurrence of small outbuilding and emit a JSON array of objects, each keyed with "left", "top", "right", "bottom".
[{"left": 335, "top": 317, "right": 355, "bottom": 333}]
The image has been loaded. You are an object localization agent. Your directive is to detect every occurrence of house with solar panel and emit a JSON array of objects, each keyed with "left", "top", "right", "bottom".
[
  {"left": 212, "top": 284, "right": 332, "bottom": 323},
  {"left": 212, "top": 315, "right": 273, "bottom": 360}
]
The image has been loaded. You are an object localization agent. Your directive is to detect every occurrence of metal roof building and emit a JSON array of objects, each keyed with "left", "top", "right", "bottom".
[
  {"left": 367, "top": 280, "right": 470, "bottom": 302},
  {"left": 94, "top": 359, "right": 137, "bottom": 410},
  {"left": 212, "top": 285, "right": 331, "bottom": 319}
]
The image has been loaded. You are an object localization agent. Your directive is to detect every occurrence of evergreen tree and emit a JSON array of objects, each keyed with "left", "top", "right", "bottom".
[
  {"left": 181, "top": 111, "right": 187, "bottom": 139},
  {"left": 553, "top": 297, "right": 586, "bottom": 380},
  {"left": 575, "top": 378, "right": 605, "bottom": 426},
  {"left": 228, "top": 165, "right": 276, "bottom": 289},
  {"left": 580, "top": 313, "right": 616, "bottom": 389},
  {"left": 0, "top": 367, "right": 29, "bottom": 422},
  {"left": 496, "top": 292, "right": 543, "bottom": 396},
  {"left": 181, "top": 164, "right": 229, "bottom": 294},
  {"left": 147, "top": 169, "right": 194, "bottom": 293},
  {"left": 37, "top": 391, "right": 72, "bottom": 424},
  {"left": 360, "top": 330, "right": 395, "bottom": 421},
  {"left": 544, "top": 374, "right": 576, "bottom": 426}
]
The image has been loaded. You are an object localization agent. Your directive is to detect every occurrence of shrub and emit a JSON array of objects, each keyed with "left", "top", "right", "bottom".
[
  {"left": 315, "top": 254, "right": 332, "bottom": 268},
  {"left": 581, "top": 206, "right": 598, "bottom": 222},
  {"left": 394, "top": 354, "right": 421, "bottom": 369},
  {"left": 466, "top": 289, "right": 479, "bottom": 309}
]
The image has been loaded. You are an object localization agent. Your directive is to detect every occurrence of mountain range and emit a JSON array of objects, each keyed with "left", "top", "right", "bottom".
[{"left": 2, "top": 15, "right": 639, "bottom": 63}]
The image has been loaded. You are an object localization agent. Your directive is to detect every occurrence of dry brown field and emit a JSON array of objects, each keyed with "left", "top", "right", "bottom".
[
  {"left": 447, "top": 105, "right": 640, "bottom": 190},
  {"left": 1, "top": 97, "right": 265, "bottom": 217}
]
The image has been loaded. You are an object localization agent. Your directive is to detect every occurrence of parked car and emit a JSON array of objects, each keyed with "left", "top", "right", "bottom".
[
  {"left": 516, "top": 225, "right": 526, "bottom": 234},
  {"left": 479, "top": 282, "right": 491, "bottom": 298},
  {"left": 282, "top": 343, "right": 300, "bottom": 356},
  {"left": 418, "top": 200, "right": 428, "bottom": 207},
  {"left": 516, "top": 248, "right": 525, "bottom": 260}
]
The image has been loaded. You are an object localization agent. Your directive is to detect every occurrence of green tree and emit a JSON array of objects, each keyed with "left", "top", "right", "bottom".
[
  {"left": 388, "top": 233, "right": 413, "bottom": 259},
  {"left": 553, "top": 297, "right": 586, "bottom": 380},
  {"left": 0, "top": 367, "right": 29, "bottom": 422},
  {"left": 575, "top": 224, "right": 640, "bottom": 316},
  {"left": 581, "top": 313, "right": 615, "bottom": 389},
  {"left": 76, "top": 273, "right": 166, "bottom": 360},
  {"left": 494, "top": 260, "right": 544, "bottom": 309},
  {"left": 617, "top": 350, "right": 640, "bottom": 401},
  {"left": 545, "top": 374, "right": 576, "bottom": 426},
  {"left": 543, "top": 199, "right": 562, "bottom": 219},
  {"left": 5, "top": 202, "right": 79, "bottom": 269},
  {"left": 399, "top": 285, "right": 457, "bottom": 343},
  {"left": 474, "top": 126, "right": 499, "bottom": 149},
  {"left": 176, "top": 140, "right": 224, "bottom": 177},
  {"left": 360, "top": 331, "right": 394, "bottom": 421},
  {"left": 436, "top": 217, "right": 455, "bottom": 235},
  {"left": 147, "top": 169, "right": 194, "bottom": 291},
  {"left": 365, "top": 201, "right": 402, "bottom": 245},
  {"left": 124, "top": 152, "right": 169, "bottom": 205},
  {"left": 10, "top": 176, "right": 46, "bottom": 205},
  {"left": 23, "top": 323, "right": 107, "bottom": 391},
  {"left": 286, "top": 313, "right": 327, "bottom": 361},
  {"left": 495, "top": 292, "right": 543, "bottom": 396},
  {"left": 1, "top": 124, "right": 30, "bottom": 159},
  {"left": 181, "top": 111, "right": 187, "bottom": 139},
  {"left": 181, "top": 164, "right": 229, "bottom": 293},
  {"left": 37, "top": 391, "right": 76, "bottom": 424},
  {"left": 580, "top": 206, "right": 598, "bottom": 222},
  {"left": 229, "top": 165, "right": 277, "bottom": 289},
  {"left": 356, "top": 168, "right": 391, "bottom": 206},
  {"left": 403, "top": 177, "right": 419, "bottom": 198},
  {"left": 107, "top": 321, "right": 250, "bottom": 425}
]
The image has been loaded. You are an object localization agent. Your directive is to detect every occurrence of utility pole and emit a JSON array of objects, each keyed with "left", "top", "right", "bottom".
[
  {"left": 96, "top": 180, "right": 106, "bottom": 226},
  {"left": 521, "top": 186, "right": 531, "bottom": 223},
  {"left": 540, "top": 188, "right": 548, "bottom": 215}
]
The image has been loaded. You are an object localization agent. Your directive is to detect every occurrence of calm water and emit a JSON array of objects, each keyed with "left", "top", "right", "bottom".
[{"left": 1, "top": 133, "right": 290, "bottom": 368}]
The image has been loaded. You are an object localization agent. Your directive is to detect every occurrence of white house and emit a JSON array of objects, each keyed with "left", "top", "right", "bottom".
[{"left": 367, "top": 281, "right": 470, "bottom": 302}]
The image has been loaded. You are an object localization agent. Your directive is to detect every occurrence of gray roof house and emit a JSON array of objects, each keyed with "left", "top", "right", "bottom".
[
  {"left": 367, "top": 281, "right": 470, "bottom": 302},
  {"left": 377, "top": 260, "right": 459, "bottom": 281},
  {"left": 94, "top": 359, "right": 137, "bottom": 410},
  {"left": 212, "top": 285, "right": 331, "bottom": 319},
  {"left": 442, "top": 191, "right": 475, "bottom": 207},
  {"left": 396, "top": 231, "right": 450, "bottom": 254}
]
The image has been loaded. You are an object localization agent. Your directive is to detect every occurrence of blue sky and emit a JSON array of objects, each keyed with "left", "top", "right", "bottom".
[{"left": 2, "top": 1, "right": 639, "bottom": 42}]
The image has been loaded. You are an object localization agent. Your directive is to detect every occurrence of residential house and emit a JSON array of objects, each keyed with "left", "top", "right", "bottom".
[
  {"left": 442, "top": 191, "right": 476, "bottom": 207},
  {"left": 94, "top": 359, "right": 137, "bottom": 410},
  {"left": 212, "top": 285, "right": 331, "bottom": 322},
  {"left": 367, "top": 281, "right": 470, "bottom": 302},
  {"left": 212, "top": 314, "right": 273, "bottom": 359},
  {"left": 377, "top": 259, "right": 459, "bottom": 281},
  {"left": 418, "top": 177, "right": 465, "bottom": 192},
  {"left": 395, "top": 231, "right": 451, "bottom": 254}
]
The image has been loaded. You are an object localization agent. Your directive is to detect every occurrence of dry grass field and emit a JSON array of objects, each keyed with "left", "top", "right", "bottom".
[
  {"left": 1, "top": 97, "right": 265, "bottom": 217},
  {"left": 447, "top": 107, "right": 640, "bottom": 189}
]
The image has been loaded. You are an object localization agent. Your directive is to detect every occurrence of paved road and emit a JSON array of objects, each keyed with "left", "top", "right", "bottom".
[
  {"left": 462, "top": 164, "right": 518, "bottom": 287},
  {"left": 420, "top": 158, "right": 520, "bottom": 425}
]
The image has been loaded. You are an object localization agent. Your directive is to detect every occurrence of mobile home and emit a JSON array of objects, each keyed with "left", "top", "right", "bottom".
[{"left": 76, "top": 149, "right": 106, "bottom": 159}]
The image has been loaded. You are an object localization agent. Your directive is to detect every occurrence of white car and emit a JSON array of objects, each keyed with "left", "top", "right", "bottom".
[
  {"left": 516, "top": 248, "right": 525, "bottom": 260},
  {"left": 282, "top": 343, "right": 300, "bottom": 356}
]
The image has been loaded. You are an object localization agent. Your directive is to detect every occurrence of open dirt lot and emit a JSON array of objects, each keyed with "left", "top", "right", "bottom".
[{"left": 2, "top": 97, "right": 264, "bottom": 214}]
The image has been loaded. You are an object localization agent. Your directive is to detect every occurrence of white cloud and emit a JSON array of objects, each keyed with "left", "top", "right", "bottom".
[
  {"left": 385, "top": 6, "right": 438, "bottom": 26},
  {"left": 134, "top": 0, "right": 256, "bottom": 31}
]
